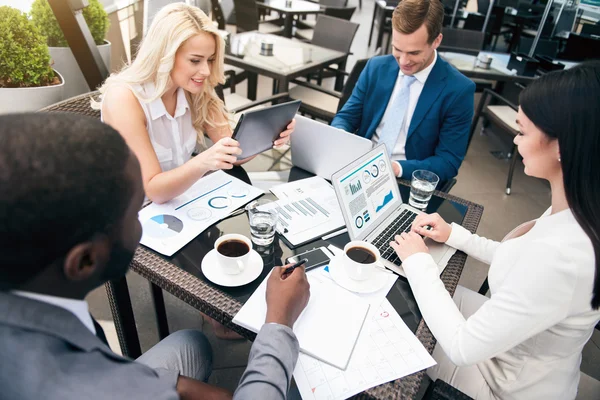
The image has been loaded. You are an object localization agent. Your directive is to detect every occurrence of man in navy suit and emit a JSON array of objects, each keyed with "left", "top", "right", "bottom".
[{"left": 332, "top": 0, "right": 475, "bottom": 184}]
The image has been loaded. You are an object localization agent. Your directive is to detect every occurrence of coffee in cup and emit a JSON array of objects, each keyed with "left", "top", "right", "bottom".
[
  {"left": 214, "top": 234, "right": 252, "bottom": 275},
  {"left": 217, "top": 239, "right": 250, "bottom": 257},
  {"left": 342, "top": 241, "right": 381, "bottom": 281}
]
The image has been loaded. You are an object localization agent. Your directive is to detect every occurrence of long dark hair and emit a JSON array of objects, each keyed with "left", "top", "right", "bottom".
[{"left": 520, "top": 61, "right": 600, "bottom": 309}]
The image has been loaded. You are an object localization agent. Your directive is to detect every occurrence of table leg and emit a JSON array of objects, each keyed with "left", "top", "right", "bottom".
[
  {"left": 376, "top": 9, "right": 386, "bottom": 51},
  {"left": 283, "top": 13, "right": 294, "bottom": 38},
  {"left": 247, "top": 72, "right": 258, "bottom": 101},
  {"left": 277, "top": 78, "right": 289, "bottom": 94},
  {"left": 334, "top": 59, "right": 347, "bottom": 92},
  {"left": 105, "top": 277, "right": 142, "bottom": 359},
  {"left": 149, "top": 282, "right": 170, "bottom": 340},
  {"left": 369, "top": 3, "right": 378, "bottom": 46}
]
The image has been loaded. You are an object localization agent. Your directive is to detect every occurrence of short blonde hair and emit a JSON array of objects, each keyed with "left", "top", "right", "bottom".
[
  {"left": 94, "top": 3, "right": 228, "bottom": 150},
  {"left": 392, "top": 0, "right": 444, "bottom": 44}
]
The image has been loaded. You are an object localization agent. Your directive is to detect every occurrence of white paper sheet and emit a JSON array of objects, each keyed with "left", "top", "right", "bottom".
[
  {"left": 138, "top": 170, "right": 263, "bottom": 256},
  {"left": 293, "top": 299, "right": 436, "bottom": 400},
  {"left": 233, "top": 271, "right": 370, "bottom": 370}
]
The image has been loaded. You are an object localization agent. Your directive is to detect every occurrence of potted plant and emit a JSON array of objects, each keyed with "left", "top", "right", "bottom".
[
  {"left": 0, "top": 6, "right": 64, "bottom": 114},
  {"left": 30, "top": 0, "right": 111, "bottom": 99}
]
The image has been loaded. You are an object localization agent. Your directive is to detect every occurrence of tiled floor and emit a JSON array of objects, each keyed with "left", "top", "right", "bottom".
[{"left": 88, "top": 0, "right": 600, "bottom": 397}]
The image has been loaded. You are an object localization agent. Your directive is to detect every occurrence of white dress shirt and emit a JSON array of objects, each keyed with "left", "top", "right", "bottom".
[
  {"left": 372, "top": 51, "right": 438, "bottom": 172},
  {"left": 12, "top": 290, "right": 96, "bottom": 335},
  {"left": 403, "top": 207, "right": 600, "bottom": 399},
  {"left": 101, "top": 82, "right": 198, "bottom": 173}
]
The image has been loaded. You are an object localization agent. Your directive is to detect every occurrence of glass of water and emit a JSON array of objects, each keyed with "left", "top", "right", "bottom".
[
  {"left": 409, "top": 170, "right": 439, "bottom": 210},
  {"left": 245, "top": 199, "right": 278, "bottom": 246}
]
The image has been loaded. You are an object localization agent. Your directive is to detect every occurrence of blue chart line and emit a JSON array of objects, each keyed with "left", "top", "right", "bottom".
[
  {"left": 174, "top": 181, "right": 232, "bottom": 210},
  {"left": 375, "top": 191, "right": 394, "bottom": 213}
]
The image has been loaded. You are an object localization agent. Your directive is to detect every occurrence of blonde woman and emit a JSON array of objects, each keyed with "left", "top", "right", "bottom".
[{"left": 97, "top": 3, "right": 294, "bottom": 205}]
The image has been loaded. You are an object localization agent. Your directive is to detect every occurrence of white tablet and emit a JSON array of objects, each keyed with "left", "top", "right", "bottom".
[{"left": 231, "top": 100, "right": 301, "bottom": 159}]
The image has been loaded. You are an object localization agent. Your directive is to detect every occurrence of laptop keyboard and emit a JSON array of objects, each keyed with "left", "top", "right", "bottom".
[{"left": 371, "top": 209, "right": 417, "bottom": 266}]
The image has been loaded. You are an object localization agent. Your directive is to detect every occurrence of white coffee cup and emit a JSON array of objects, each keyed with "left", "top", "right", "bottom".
[
  {"left": 342, "top": 241, "right": 381, "bottom": 281},
  {"left": 214, "top": 234, "right": 253, "bottom": 275}
]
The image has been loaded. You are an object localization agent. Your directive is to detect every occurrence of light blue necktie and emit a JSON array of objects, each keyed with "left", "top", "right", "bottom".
[{"left": 378, "top": 75, "right": 417, "bottom": 156}]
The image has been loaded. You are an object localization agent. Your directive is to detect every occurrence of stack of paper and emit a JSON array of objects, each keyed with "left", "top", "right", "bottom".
[
  {"left": 260, "top": 177, "right": 346, "bottom": 246},
  {"left": 233, "top": 271, "right": 370, "bottom": 370}
]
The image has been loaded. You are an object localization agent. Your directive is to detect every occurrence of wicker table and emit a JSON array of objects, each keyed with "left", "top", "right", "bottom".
[{"left": 107, "top": 167, "right": 483, "bottom": 400}]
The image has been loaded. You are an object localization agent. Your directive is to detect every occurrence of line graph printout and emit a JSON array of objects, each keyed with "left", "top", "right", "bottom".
[
  {"left": 139, "top": 170, "right": 262, "bottom": 256},
  {"left": 293, "top": 299, "right": 436, "bottom": 400}
]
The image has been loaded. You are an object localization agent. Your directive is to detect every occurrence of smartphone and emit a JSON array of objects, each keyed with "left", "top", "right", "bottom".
[{"left": 286, "top": 247, "right": 331, "bottom": 271}]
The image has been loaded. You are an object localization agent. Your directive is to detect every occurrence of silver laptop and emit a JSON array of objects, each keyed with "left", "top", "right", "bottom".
[
  {"left": 291, "top": 115, "right": 373, "bottom": 180},
  {"left": 331, "top": 145, "right": 456, "bottom": 276}
]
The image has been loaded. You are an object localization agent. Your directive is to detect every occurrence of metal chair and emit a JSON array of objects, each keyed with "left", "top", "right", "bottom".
[
  {"left": 232, "top": 0, "right": 283, "bottom": 34},
  {"left": 439, "top": 27, "right": 485, "bottom": 55},
  {"left": 288, "top": 50, "right": 380, "bottom": 123},
  {"left": 295, "top": 6, "right": 357, "bottom": 37},
  {"left": 559, "top": 33, "right": 600, "bottom": 61},
  {"left": 518, "top": 37, "right": 559, "bottom": 59},
  {"left": 469, "top": 88, "right": 521, "bottom": 195},
  {"left": 298, "top": 15, "right": 359, "bottom": 91}
]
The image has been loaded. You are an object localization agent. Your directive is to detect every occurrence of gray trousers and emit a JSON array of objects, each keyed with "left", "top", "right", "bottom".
[{"left": 136, "top": 329, "right": 213, "bottom": 383}]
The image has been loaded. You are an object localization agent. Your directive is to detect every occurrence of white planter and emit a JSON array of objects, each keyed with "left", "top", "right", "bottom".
[
  {"left": 49, "top": 40, "right": 111, "bottom": 99},
  {"left": 0, "top": 70, "right": 65, "bottom": 114}
]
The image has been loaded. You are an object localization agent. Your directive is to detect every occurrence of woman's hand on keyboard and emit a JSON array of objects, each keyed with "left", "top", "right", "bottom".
[
  {"left": 390, "top": 232, "right": 429, "bottom": 261},
  {"left": 411, "top": 213, "right": 451, "bottom": 243}
]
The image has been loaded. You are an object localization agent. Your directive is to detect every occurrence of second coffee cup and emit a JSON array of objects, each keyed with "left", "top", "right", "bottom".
[
  {"left": 214, "top": 234, "right": 252, "bottom": 275},
  {"left": 342, "top": 241, "right": 381, "bottom": 281}
]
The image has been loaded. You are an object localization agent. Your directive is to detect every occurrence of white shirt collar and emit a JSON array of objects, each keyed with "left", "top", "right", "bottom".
[
  {"left": 12, "top": 290, "right": 96, "bottom": 335},
  {"left": 398, "top": 50, "right": 438, "bottom": 84},
  {"left": 146, "top": 82, "right": 190, "bottom": 121}
]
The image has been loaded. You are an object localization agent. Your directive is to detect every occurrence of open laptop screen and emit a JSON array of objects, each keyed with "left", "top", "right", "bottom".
[{"left": 333, "top": 146, "right": 400, "bottom": 239}]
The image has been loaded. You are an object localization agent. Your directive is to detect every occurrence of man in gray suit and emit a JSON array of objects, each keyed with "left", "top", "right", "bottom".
[{"left": 0, "top": 113, "right": 310, "bottom": 400}]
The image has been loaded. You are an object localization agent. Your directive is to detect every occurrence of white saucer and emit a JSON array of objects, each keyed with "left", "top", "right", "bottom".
[
  {"left": 328, "top": 255, "right": 389, "bottom": 294},
  {"left": 201, "top": 249, "right": 263, "bottom": 287}
]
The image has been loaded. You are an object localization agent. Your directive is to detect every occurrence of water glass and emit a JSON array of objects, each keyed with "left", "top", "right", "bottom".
[
  {"left": 245, "top": 199, "right": 278, "bottom": 246},
  {"left": 409, "top": 170, "right": 439, "bottom": 210}
]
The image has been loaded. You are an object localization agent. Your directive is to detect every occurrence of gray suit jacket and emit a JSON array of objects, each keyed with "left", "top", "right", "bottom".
[{"left": 0, "top": 291, "right": 299, "bottom": 399}]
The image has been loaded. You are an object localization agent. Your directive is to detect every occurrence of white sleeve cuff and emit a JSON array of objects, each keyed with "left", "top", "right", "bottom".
[
  {"left": 402, "top": 252, "right": 438, "bottom": 277},
  {"left": 445, "top": 222, "right": 473, "bottom": 250},
  {"left": 394, "top": 161, "right": 403, "bottom": 177}
]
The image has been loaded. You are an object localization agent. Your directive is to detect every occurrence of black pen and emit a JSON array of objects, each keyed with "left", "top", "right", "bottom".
[{"left": 283, "top": 258, "right": 308, "bottom": 275}]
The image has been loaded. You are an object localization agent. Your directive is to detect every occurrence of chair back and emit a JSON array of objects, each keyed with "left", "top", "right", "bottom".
[
  {"left": 211, "top": 0, "right": 226, "bottom": 29},
  {"left": 439, "top": 27, "right": 484, "bottom": 55},
  {"left": 320, "top": 0, "right": 348, "bottom": 7},
  {"left": 233, "top": 0, "right": 259, "bottom": 32},
  {"left": 477, "top": 0, "right": 490, "bottom": 14},
  {"left": 324, "top": 6, "right": 356, "bottom": 20},
  {"left": 338, "top": 51, "right": 380, "bottom": 111},
  {"left": 311, "top": 15, "right": 359, "bottom": 54},
  {"left": 582, "top": 24, "right": 600, "bottom": 37},
  {"left": 560, "top": 33, "right": 600, "bottom": 61},
  {"left": 518, "top": 37, "right": 558, "bottom": 58}
]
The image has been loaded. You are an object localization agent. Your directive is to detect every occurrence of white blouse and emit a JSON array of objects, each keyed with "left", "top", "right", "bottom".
[
  {"left": 403, "top": 208, "right": 600, "bottom": 399},
  {"left": 102, "top": 82, "right": 197, "bottom": 173}
]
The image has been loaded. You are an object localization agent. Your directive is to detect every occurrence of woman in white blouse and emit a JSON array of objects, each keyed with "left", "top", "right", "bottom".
[
  {"left": 391, "top": 61, "right": 600, "bottom": 399},
  {"left": 97, "top": 3, "right": 294, "bottom": 204}
]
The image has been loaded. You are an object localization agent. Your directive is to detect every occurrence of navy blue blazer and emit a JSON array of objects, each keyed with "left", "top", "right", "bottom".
[{"left": 331, "top": 54, "right": 475, "bottom": 182}]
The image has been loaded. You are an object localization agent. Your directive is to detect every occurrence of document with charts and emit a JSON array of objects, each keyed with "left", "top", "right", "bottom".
[
  {"left": 293, "top": 299, "right": 436, "bottom": 400},
  {"left": 138, "top": 170, "right": 262, "bottom": 256},
  {"left": 261, "top": 177, "right": 345, "bottom": 246}
]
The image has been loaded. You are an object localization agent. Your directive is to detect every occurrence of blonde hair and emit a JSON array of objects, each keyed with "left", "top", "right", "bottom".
[{"left": 93, "top": 3, "right": 228, "bottom": 150}]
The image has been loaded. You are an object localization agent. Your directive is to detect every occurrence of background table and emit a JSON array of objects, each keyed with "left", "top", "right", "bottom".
[
  {"left": 258, "top": 0, "right": 323, "bottom": 38},
  {"left": 224, "top": 32, "right": 346, "bottom": 99},
  {"left": 107, "top": 167, "right": 483, "bottom": 399},
  {"left": 440, "top": 51, "right": 577, "bottom": 85}
]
